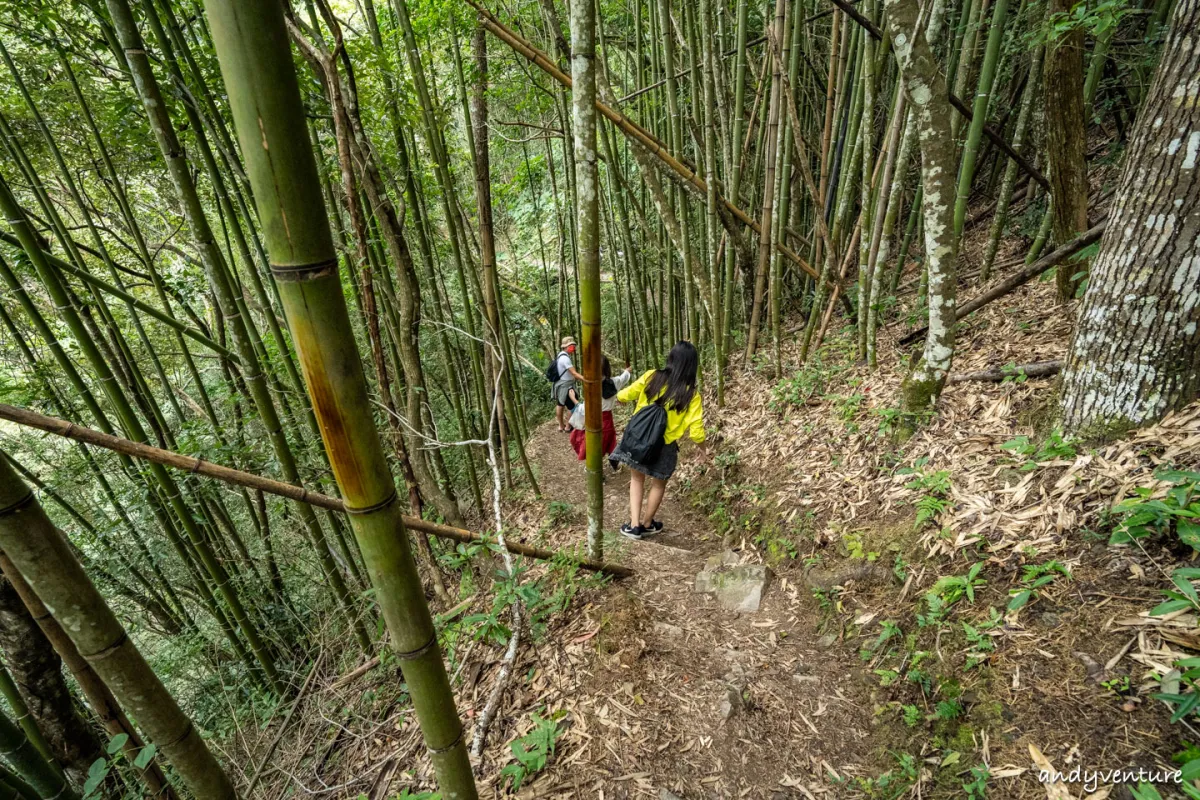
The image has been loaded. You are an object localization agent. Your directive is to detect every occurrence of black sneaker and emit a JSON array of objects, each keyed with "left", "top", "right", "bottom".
[
  {"left": 620, "top": 523, "right": 645, "bottom": 540},
  {"left": 645, "top": 519, "right": 664, "bottom": 534}
]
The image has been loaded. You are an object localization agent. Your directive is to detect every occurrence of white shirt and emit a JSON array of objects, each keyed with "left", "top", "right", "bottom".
[
  {"left": 603, "top": 369, "right": 633, "bottom": 412},
  {"left": 555, "top": 352, "right": 575, "bottom": 385}
]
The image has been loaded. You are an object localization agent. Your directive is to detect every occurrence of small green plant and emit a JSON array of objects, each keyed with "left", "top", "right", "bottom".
[
  {"left": 1131, "top": 782, "right": 1200, "bottom": 800},
  {"left": 500, "top": 711, "right": 563, "bottom": 790},
  {"left": 714, "top": 448, "right": 741, "bottom": 472},
  {"left": 874, "top": 668, "right": 901, "bottom": 687},
  {"left": 861, "top": 620, "right": 904, "bottom": 661},
  {"left": 1102, "top": 675, "right": 1132, "bottom": 696},
  {"left": 963, "top": 608, "right": 1003, "bottom": 669},
  {"left": 755, "top": 523, "right": 799, "bottom": 566},
  {"left": 962, "top": 764, "right": 990, "bottom": 799},
  {"left": 900, "top": 704, "right": 922, "bottom": 727},
  {"left": 1000, "top": 429, "right": 1078, "bottom": 471},
  {"left": 873, "top": 406, "right": 904, "bottom": 437},
  {"left": 771, "top": 356, "right": 846, "bottom": 410},
  {"left": 439, "top": 540, "right": 486, "bottom": 571},
  {"left": 892, "top": 553, "right": 909, "bottom": 583},
  {"left": 899, "top": 461, "right": 953, "bottom": 529},
  {"left": 849, "top": 752, "right": 919, "bottom": 799},
  {"left": 832, "top": 392, "right": 866, "bottom": 426},
  {"left": 934, "top": 699, "right": 963, "bottom": 721},
  {"left": 843, "top": 531, "right": 879, "bottom": 562},
  {"left": 1109, "top": 469, "right": 1200, "bottom": 548},
  {"left": 812, "top": 586, "right": 843, "bottom": 617},
  {"left": 546, "top": 500, "right": 575, "bottom": 526},
  {"left": 1008, "top": 560, "right": 1072, "bottom": 612},
  {"left": 918, "top": 563, "right": 986, "bottom": 627},
  {"left": 999, "top": 362, "right": 1029, "bottom": 384},
  {"left": 83, "top": 734, "right": 158, "bottom": 799}
]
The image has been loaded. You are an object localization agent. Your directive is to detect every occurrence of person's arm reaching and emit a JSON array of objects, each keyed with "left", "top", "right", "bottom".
[{"left": 617, "top": 369, "right": 653, "bottom": 404}]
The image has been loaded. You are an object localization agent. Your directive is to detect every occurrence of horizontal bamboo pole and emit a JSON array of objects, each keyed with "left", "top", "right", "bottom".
[
  {"left": 465, "top": 0, "right": 827, "bottom": 285},
  {"left": 0, "top": 230, "right": 240, "bottom": 363},
  {"left": 0, "top": 403, "right": 633, "bottom": 578}
]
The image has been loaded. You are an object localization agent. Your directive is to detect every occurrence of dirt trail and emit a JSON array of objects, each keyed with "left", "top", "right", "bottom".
[{"left": 520, "top": 421, "right": 879, "bottom": 798}]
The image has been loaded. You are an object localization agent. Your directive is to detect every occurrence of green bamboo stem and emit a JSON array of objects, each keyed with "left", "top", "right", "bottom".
[
  {"left": 202, "top": 1, "right": 477, "bottom": 794},
  {"left": 0, "top": 763, "right": 40, "bottom": 800},
  {"left": 0, "top": 708, "right": 75, "bottom": 800},
  {"left": 953, "top": 0, "right": 1010, "bottom": 237},
  {"left": 104, "top": 0, "right": 370, "bottom": 651},
  {"left": 0, "top": 665, "right": 57, "bottom": 771},
  {"left": 982, "top": 46, "right": 1043, "bottom": 281}
]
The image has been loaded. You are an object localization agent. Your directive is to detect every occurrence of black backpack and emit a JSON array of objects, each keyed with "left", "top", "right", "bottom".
[
  {"left": 545, "top": 351, "right": 567, "bottom": 383},
  {"left": 616, "top": 397, "right": 667, "bottom": 464},
  {"left": 601, "top": 377, "right": 617, "bottom": 399}
]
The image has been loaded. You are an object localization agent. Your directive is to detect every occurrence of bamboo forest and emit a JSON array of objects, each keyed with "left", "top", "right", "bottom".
[{"left": 0, "top": 0, "right": 1196, "bottom": 795}]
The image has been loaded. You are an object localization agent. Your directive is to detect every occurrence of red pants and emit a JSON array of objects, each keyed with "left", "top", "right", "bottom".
[{"left": 571, "top": 410, "right": 617, "bottom": 460}]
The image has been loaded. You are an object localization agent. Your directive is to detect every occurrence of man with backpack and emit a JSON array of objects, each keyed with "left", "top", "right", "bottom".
[{"left": 547, "top": 337, "right": 584, "bottom": 432}]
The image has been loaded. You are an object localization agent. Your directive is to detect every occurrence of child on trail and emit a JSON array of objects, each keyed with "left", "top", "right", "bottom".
[
  {"left": 551, "top": 337, "right": 584, "bottom": 432},
  {"left": 610, "top": 341, "right": 706, "bottom": 539},
  {"left": 569, "top": 356, "right": 632, "bottom": 462}
]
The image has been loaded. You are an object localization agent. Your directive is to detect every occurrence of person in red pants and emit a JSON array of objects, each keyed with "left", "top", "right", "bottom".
[{"left": 570, "top": 356, "right": 631, "bottom": 463}]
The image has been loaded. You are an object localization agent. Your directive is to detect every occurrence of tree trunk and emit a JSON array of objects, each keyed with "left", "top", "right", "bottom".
[
  {"left": 1060, "top": 0, "right": 1200, "bottom": 438},
  {"left": 1043, "top": 0, "right": 1090, "bottom": 301},
  {"left": 886, "top": 0, "right": 959, "bottom": 414}
]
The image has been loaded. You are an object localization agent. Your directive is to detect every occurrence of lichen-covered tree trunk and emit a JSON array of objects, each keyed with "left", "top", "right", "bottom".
[
  {"left": 886, "top": 0, "right": 959, "bottom": 414},
  {"left": 1059, "top": 0, "right": 1200, "bottom": 437},
  {"left": 1044, "top": 0, "right": 1090, "bottom": 301}
]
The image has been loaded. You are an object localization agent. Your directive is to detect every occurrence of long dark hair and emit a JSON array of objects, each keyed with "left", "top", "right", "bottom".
[{"left": 645, "top": 341, "right": 699, "bottom": 411}]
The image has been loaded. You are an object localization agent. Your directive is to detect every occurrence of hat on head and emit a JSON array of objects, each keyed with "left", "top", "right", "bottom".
[{"left": 561, "top": 336, "right": 577, "bottom": 348}]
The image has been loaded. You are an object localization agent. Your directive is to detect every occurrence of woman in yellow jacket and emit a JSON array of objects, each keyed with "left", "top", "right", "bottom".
[{"left": 610, "top": 341, "right": 706, "bottom": 539}]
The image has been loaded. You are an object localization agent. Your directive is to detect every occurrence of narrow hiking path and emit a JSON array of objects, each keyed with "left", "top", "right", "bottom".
[{"left": 518, "top": 421, "right": 881, "bottom": 798}]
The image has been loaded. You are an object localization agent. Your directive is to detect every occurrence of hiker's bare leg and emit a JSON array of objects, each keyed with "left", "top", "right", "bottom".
[
  {"left": 642, "top": 478, "right": 667, "bottom": 526},
  {"left": 629, "top": 470, "right": 645, "bottom": 526},
  {"left": 556, "top": 405, "right": 566, "bottom": 430}
]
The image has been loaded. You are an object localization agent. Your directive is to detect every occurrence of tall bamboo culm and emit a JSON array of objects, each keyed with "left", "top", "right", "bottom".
[
  {"left": 200, "top": 2, "right": 478, "bottom": 797},
  {"left": 0, "top": 453, "right": 234, "bottom": 800}
]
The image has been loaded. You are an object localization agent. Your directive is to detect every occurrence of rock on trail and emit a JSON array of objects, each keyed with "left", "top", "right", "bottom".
[{"left": 693, "top": 550, "right": 772, "bottom": 613}]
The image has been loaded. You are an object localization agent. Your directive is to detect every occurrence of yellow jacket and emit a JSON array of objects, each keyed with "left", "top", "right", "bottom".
[{"left": 618, "top": 370, "right": 706, "bottom": 444}]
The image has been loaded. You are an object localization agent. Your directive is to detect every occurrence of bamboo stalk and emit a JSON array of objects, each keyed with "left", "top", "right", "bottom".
[
  {"left": 0, "top": 555, "right": 177, "bottom": 800},
  {"left": 466, "top": 0, "right": 828, "bottom": 286},
  {"left": 0, "top": 456, "right": 234, "bottom": 800}
]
